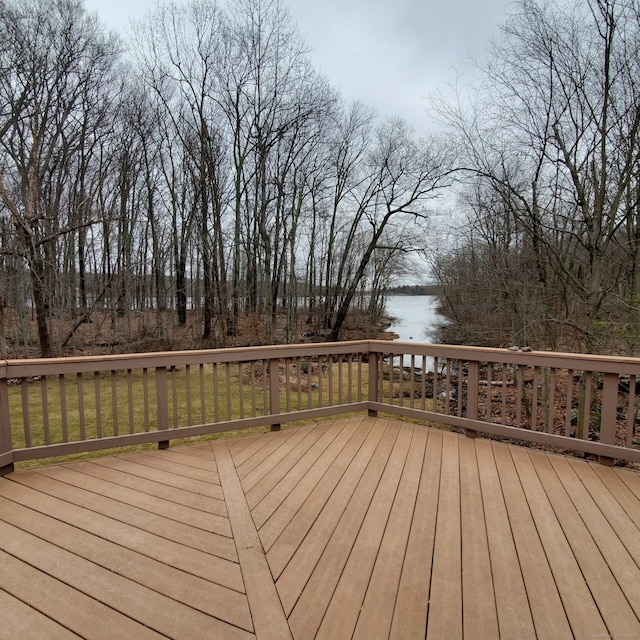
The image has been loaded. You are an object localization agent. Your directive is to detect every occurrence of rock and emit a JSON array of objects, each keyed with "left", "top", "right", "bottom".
[{"left": 508, "top": 345, "right": 520, "bottom": 351}]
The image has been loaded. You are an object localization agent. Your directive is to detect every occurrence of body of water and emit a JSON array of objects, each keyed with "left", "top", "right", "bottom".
[{"left": 385, "top": 294, "right": 447, "bottom": 344}]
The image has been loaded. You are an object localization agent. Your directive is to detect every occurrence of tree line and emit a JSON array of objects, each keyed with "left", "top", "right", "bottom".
[
  {"left": 5, "top": 0, "right": 637, "bottom": 359},
  {"left": 0, "top": 0, "right": 449, "bottom": 357},
  {"left": 432, "top": 0, "right": 640, "bottom": 355}
]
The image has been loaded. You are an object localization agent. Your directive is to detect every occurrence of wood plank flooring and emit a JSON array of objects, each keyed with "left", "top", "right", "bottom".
[{"left": 1, "top": 416, "right": 639, "bottom": 639}]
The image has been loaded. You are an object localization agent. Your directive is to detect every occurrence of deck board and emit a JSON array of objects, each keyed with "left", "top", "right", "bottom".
[
  {"left": 235, "top": 426, "right": 307, "bottom": 480},
  {"left": 509, "top": 446, "right": 607, "bottom": 638},
  {"left": 493, "top": 442, "right": 573, "bottom": 639},
  {"left": 389, "top": 427, "right": 441, "bottom": 639},
  {"left": 228, "top": 431, "right": 267, "bottom": 455},
  {"left": 615, "top": 464, "right": 640, "bottom": 501},
  {"left": 0, "top": 474, "right": 241, "bottom": 588},
  {"left": 0, "top": 551, "right": 166, "bottom": 640},
  {"left": 287, "top": 420, "right": 398, "bottom": 638},
  {"left": 458, "top": 434, "right": 500, "bottom": 639},
  {"left": 245, "top": 422, "right": 335, "bottom": 509},
  {"left": 272, "top": 417, "right": 388, "bottom": 613},
  {"left": 233, "top": 430, "right": 291, "bottom": 467},
  {"left": 117, "top": 451, "right": 224, "bottom": 487},
  {"left": 0, "top": 520, "right": 251, "bottom": 639},
  {"left": 472, "top": 437, "right": 537, "bottom": 640},
  {"left": 0, "top": 587, "right": 81, "bottom": 640},
  {"left": 213, "top": 439, "right": 292, "bottom": 640},
  {"left": 62, "top": 458, "right": 227, "bottom": 516},
  {"left": 135, "top": 447, "right": 219, "bottom": 473},
  {"left": 594, "top": 463, "right": 640, "bottom": 528},
  {"left": 169, "top": 442, "right": 218, "bottom": 460},
  {"left": 0, "top": 495, "right": 250, "bottom": 628},
  {"left": 265, "top": 416, "right": 374, "bottom": 579},
  {"left": 251, "top": 420, "right": 350, "bottom": 531},
  {"left": 541, "top": 452, "right": 640, "bottom": 625},
  {"left": 567, "top": 455, "right": 640, "bottom": 572},
  {"left": 352, "top": 425, "right": 427, "bottom": 640},
  {"left": 90, "top": 455, "right": 223, "bottom": 498},
  {"left": 2, "top": 416, "right": 640, "bottom": 639},
  {"left": 32, "top": 465, "right": 231, "bottom": 535},
  {"left": 529, "top": 449, "right": 639, "bottom": 633},
  {"left": 426, "top": 429, "right": 463, "bottom": 639},
  {"left": 241, "top": 425, "right": 321, "bottom": 492},
  {"left": 316, "top": 422, "right": 415, "bottom": 639},
  {"left": 258, "top": 418, "right": 361, "bottom": 551},
  {"left": 8, "top": 470, "right": 234, "bottom": 560}
]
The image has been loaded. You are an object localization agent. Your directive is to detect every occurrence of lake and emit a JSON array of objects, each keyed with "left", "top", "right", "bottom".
[{"left": 385, "top": 295, "right": 447, "bottom": 368}]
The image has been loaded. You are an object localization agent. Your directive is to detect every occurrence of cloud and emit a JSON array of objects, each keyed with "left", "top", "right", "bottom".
[
  {"left": 85, "top": 0, "right": 512, "bottom": 132},
  {"left": 287, "top": 0, "right": 511, "bottom": 130}
]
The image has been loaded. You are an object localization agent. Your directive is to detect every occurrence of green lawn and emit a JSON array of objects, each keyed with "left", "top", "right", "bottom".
[{"left": 7, "top": 359, "right": 380, "bottom": 468}]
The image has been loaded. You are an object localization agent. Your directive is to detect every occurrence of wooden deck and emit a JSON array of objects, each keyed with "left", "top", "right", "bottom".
[{"left": 1, "top": 416, "right": 640, "bottom": 639}]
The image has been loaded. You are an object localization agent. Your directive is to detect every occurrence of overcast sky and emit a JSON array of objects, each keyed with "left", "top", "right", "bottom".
[{"left": 84, "top": 0, "right": 512, "bottom": 133}]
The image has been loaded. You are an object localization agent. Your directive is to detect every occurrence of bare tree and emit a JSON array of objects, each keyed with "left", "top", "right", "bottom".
[
  {"left": 320, "top": 101, "right": 375, "bottom": 331},
  {"left": 223, "top": 0, "right": 334, "bottom": 342},
  {"left": 132, "top": 0, "right": 230, "bottom": 342},
  {"left": 437, "top": 0, "right": 640, "bottom": 353},
  {"left": 0, "top": 0, "right": 121, "bottom": 356},
  {"left": 326, "top": 118, "right": 452, "bottom": 340}
]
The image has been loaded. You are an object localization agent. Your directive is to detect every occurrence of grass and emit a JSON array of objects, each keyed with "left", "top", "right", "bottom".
[{"left": 7, "top": 359, "right": 380, "bottom": 469}]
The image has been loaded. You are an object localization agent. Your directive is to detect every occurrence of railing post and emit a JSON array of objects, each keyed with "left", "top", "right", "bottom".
[
  {"left": 599, "top": 372, "right": 618, "bottom": 465},
  {"left": 156, "top": 366, "right": 170, "bottom": 450},
  {"left": 0, "top": 362, "right": 15, "bottom": 476},
  {"left": 368, "top": 351, "right": 378, "bottom": 417},
  {"left": 464, "top": 361, "right": 479, "bottom": 438},
  {"left": 269, "top": 358, "right": 281, "bottom": 431}
]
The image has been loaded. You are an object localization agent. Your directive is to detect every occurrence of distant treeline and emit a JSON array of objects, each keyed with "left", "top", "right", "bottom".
[{"left": 386, "top": 285, "right": 440, "bottom": 296}]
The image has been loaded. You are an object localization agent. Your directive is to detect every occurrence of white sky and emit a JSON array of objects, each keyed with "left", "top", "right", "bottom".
[{"left": 83, "top": 0, "right": 512, "bottom": 134}]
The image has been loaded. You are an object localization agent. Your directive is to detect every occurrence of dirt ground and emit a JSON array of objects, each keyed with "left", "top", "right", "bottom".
[{"left": 1, "top": 307, "right": 395, "bottom": 359}]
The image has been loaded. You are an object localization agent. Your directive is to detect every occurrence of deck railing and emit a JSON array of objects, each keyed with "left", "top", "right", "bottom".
[{"left": 1, "top": 340, "right": 639, "bottom": 473}]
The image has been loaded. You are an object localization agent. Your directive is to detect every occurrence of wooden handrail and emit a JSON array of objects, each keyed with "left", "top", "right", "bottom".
[{"left": 1, "top": 340, "right": 639, "bottom": 474}]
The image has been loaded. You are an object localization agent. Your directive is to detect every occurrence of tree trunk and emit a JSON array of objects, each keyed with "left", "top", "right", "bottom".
[{"left": 29, "top": 256, "right": 52, "bottom": 357}]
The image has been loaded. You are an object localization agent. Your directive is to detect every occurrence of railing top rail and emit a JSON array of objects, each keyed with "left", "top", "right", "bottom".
[
  {"left": 0, "top": 340, "right": 372, "bottom": 378},
  {"left": 372, "top": 341, "right": 640, "bottom": 374},
  {"left": 2, "top": 340, "right": 640, "bottom": 378}
]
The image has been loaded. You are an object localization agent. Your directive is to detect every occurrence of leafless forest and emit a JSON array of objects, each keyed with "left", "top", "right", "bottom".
[
  {"left": 1, "top": 0, "right": 640, "bottom": 359},
  {"left": 433, "top": 0, "right": 640, "bottom": 355},
  {"left": 0, "top": 0, "right": 449, "bottom": 357}
]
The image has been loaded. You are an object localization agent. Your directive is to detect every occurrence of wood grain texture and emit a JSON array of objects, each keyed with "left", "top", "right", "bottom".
[{"left": 1, "top": 418, "right": 639, "bottom": 639}]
